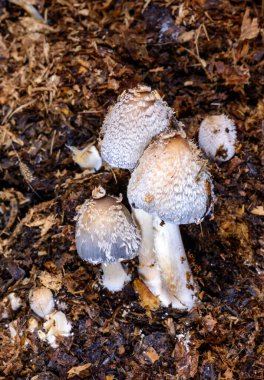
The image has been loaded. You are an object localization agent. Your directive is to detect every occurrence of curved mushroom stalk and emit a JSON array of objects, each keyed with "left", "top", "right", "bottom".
[
  {"left": 153, "top": 217, "right": 196, "bottom": 310},
  {"left": 132, "top": 208, "right": 162, "bottom": 296},
  {"left": 101, "top": 262, "right": 131, "bottom": 292}
]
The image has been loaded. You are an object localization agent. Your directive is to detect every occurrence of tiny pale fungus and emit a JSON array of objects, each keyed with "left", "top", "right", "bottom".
[
  {"left": 128, "top": 130, "right": 214, "bottom": 310},
  {"left": 67, "top": 144, "right": 102, "bottom": 171},
  {"left": 75, "top": 196, "right": 141, "bottom": 292},
  {"left": 100, "top": 85, "right": 177, "bottom": 170},
  {"left": 29, "top": 287, "right": 55, "bottom": 318},
  {"left": 198, "top": 114, "right": 237, "bottom": 162}
]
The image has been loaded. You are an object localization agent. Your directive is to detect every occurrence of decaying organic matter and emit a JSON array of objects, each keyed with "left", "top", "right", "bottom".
[{"left": 0, "top": 1, "right": 263, "bottom": 379}]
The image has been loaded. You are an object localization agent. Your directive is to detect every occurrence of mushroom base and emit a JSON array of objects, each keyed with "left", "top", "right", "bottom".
[
  {"left": 153, "top": 218, "right": 196, "bottom": 310},
  {"left": 101, "top": 262, "right": 131, "bottom": 292}
]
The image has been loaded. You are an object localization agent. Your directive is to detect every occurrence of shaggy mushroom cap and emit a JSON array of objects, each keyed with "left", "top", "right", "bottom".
[
  {"left": 100, "top": 85, "right": 176, "bottom": 170},
  {"left": 198, "top": 114, "right": 237, "bottom": 162},
  {"left": 75, "top": 196, "right": 141, "bottom": 264},
  {"left": 128, "top": 130, "right": 214, "bottom": 224}
]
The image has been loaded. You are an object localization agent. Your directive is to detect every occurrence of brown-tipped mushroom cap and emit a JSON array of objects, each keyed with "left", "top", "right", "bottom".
[
  {"left": 75, "top": 196, "right": 141, "bottom": 264},
  {"left": 128, "top": 131, "right": 214, "bottom": 224},
  {"left": 100, "top": 85, "right": 176, "bottom": 170}
]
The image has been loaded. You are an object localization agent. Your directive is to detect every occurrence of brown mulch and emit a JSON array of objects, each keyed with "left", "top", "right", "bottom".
[{"left": 0, "top": 0, "right": 263, "bottom": 379}]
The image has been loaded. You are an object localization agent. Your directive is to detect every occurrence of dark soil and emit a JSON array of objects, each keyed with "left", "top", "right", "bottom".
[{"left": 0, "top": 1, "right": 263, "bottom": 379}]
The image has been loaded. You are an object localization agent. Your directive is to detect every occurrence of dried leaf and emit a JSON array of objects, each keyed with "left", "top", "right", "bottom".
[
  {"left": 26, "top": 214, "right": 56, "bottom": 236},
  {"left": 178, "top": 30, "right": 195, "bottom": 43},
  {"left": 0, "top": 36, "right": 9, "bottom": 59},
  {"left": 106, "top": 376, "right": 115, "bottom": 380},
  {"left": 175, "top": 336, "right": 199, "bottom": 378},
  {"left": 223, "top": 368, "right": 234, "bottom": 380},
  {"left": 203, "top": 314, "right": 217, "bottom": 332},
  {"left": 144, "top": 347, "right": 159, "bottom": 363},
  {"left": 39, "top": 271, "right": 62, "bottom": 292},
  {"left": 250, "top": 206, "right": 264, "bottom": 216},
  {"left": 67, "top": 363, "right": 91, "bottom": 378},
  {"left": 215, "top": 61, "right": 250, "bottom": 86},
  {"left": 240, "top": 8, "right": 259, "bottom": 41},
  {"left": 133, "top": 279, "right": 160, "bottom": 311}
]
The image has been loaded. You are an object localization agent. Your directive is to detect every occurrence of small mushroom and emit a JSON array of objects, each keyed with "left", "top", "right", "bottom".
[
  {"left": 100, "top": 85, "right": 177, "bottom": 170},
  {"left": 198, "top": 114, "right": 237, "bottom": 162},
  {"left": 67, "top": 144, "right": 102, "bottom": 171},
  {"left": 29, "top": 287, "right": 55, "bottom": 318},
  {"left": 75, "top": 196, "right": 141, "bottom": 292},
  {"left": 128, "top": 130, "right": 214, "bottom": 310}
]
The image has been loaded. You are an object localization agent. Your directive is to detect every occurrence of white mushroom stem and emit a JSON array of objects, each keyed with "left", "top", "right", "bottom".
[
  {"left": 132, "top": 208, "right": 162, "bottom": 295},
  {"left": 153, "top": 217, "right": 196, "bottom": 310},
  {"left": 101, "top": 262, "right": 131, "bottom": 292}
]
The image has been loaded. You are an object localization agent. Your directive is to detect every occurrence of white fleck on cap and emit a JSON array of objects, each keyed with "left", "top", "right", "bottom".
[
  {"left": 75, "top": 196, "right": 141, "bottom": 264},
  {"left": 128, "top": 131, "right": 214, "bottom": 224},
  {"left": 100, "top": 85, "right": 176, "bottom": 170},
  {"left": 198, "top": 114, "right": 237, "bottom": 162}
]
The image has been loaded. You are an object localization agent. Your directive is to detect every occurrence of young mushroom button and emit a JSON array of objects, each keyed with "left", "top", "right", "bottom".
[
  {"left": 75, "top": 196, "right": 141, "bottom": 292},
  {"left": 128, "top": 130, "right": 214, "bottom": 310},
  {"left": 100, "top": 85, "right": 176, "bottom": 170},
  {"left": 198, "top": 114, "right": 237, "bottom": 162}
]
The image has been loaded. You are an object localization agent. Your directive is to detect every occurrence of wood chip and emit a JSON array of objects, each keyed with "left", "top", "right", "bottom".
[
  {"left": 240, "top": 8, "right": 259, "bottom": 41},
  {"left": 67, "top": 363, "right": 91, "bottom": 378},
  {"left": 133, "top": 279, "right": 160, "bottom": 311},
  {"left": 144, "top": 347, "right": 159, "bottom": 363}
]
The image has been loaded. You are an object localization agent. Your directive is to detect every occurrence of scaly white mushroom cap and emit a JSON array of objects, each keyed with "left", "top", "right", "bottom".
[
  {"left": 100, "top": 85, "right": 176, "bottom": 170},
  {"left": 128, "top": 131, "right": 214, "bottom": 224},
  {"left": 198, "top": 114, "right": 237, "bottom": 162},
  {"left": 75, "top": 196, "right": 141, "bottom": 264}
]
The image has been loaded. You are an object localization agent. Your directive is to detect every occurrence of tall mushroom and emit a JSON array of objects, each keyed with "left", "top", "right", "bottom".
[
  {"left": 128, "top": 130, "right": 214, "bottom": 310},
  {"left": 75, "top": 196, "right": 141, "bottom": 292}
]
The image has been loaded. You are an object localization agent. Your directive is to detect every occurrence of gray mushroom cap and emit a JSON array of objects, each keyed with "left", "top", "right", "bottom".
[
  {"left": 100, "top": 85, "right": 176, "bottom": 170},
  {"left": 128, "top": 131, "right": 214, "bottom": 225},
  {"left": 75, "top": 196, "right": 141, "bottom": 264}
]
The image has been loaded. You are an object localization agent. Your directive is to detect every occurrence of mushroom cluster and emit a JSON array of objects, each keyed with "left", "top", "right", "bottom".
[{"left": 75, "top": 84, "right": 219, "bottom": 311}]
